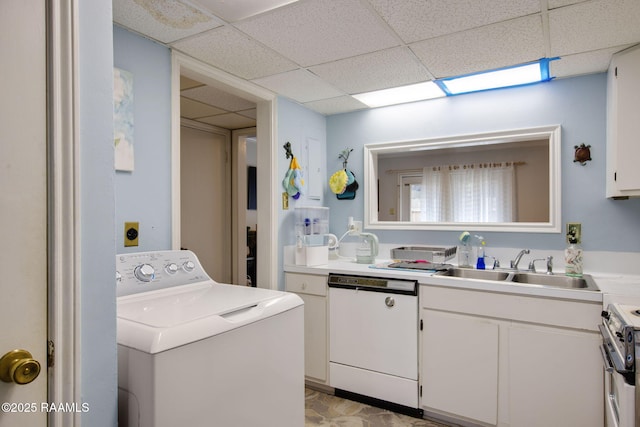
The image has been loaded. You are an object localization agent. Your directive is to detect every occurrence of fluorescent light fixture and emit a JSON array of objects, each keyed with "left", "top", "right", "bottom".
[
  {"left": 353, "top": 81, "right": 445, "bottom": 108},
  {"left": 437, "top": 58, "right": 557, "bottom": 95}
]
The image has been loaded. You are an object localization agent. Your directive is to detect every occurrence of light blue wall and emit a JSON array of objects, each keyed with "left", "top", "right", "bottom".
[
  {"left": 113, "top": 25, "right": 173, "bottom": 252},
  {"left": 277, "top": 97, "right": 327, "bottom": 289},
  {"left": 327, "top": 74, "right": 640, "bottom": 252},
  {"left": 78, "top": 2, "right": 117, "bottom": 426}
]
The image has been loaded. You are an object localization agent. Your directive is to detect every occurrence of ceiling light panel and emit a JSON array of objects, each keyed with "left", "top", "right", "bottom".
[
  {"left": 187, "top": 0, "right": 300, "bottom": 22},
  {"left": 113, "top": 0, "right": 224, "bottom": 43},
  {"left": 234, "top": 0, "right": 399, "bottom": 67},
  {"left": 353, "top": 81, "right": 445, "bottom": 108},
  {"left": 438, "top": 62, "right": 548, "bottom": 95},
  {"left": 251, "top": 69, "right": 344, "bottom": 103},
  {"left": 309, "top": 47, "right": 432, "bottom": 94},
  {"left": 549, "top": 0, "right": 640, "bottom": 56},
  {"left": 410, "top": 15, "right": 545, "bottom": 78},
  {"left": 368, "top": 0, "right": 540, "bottom": 44},
  {"left": 172, "top": 26, "right": 298, "bottom": 79}
]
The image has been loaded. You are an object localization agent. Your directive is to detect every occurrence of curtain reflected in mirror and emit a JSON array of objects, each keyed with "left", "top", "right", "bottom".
[{"left": 364, "top": 126, "right": 561, "bottom": 233}]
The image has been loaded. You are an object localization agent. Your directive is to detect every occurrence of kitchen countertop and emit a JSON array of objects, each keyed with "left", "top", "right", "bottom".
[{"left": 284, "top": 258, "right": 640, "bottom": 304}]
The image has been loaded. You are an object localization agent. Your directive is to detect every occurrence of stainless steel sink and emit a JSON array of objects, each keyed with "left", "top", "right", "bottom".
[
  {"left": 436, "top": 268, "right": 599, "bottom": 291},
  {"left": 511, "top": 273, "right": 599, "bottom": 291},
  {"left": 436, "top": 268, "right": 511, "bottom": 281}
]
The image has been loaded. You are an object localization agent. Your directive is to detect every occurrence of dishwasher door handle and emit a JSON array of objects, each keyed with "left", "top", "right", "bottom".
[{"left": 384, "top": 296, "right": 395, "bottom": 307}]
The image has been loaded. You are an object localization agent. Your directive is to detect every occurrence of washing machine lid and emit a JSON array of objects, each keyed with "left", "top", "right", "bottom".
[{"left": 117, "top": 282, "right": 303, "bottom": 354}]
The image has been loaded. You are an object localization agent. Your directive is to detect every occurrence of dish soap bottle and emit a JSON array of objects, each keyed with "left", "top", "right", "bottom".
[
  {"left": 476, "top": 237, "right": 486, "bottom": 270},
  {"left": 564, "top": 224, "right": 583, "bottom": 277}
]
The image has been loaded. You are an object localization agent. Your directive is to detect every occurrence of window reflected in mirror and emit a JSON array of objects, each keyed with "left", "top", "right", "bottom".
[{"left": 364, "top": 126, "right": 561, "bottom": 233}]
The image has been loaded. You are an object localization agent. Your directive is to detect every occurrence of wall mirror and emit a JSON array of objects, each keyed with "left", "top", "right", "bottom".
[{"left": 363, "top": 125, "right": 561, "bottom": 233}]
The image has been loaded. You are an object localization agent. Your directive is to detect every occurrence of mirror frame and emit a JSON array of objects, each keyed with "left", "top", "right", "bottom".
[{"left": 364, "top": 125, "right": 562, "bottom": 233}]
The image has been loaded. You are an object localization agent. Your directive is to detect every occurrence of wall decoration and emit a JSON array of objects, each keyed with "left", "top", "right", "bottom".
[{"left": 113, "top": 67, "right": 134, "bottom": 171}]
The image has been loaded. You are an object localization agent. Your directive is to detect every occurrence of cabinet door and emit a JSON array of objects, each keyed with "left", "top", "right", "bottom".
[
  {"left": 421, "top": 310, "right": 499, "bottom": 425},
  {"left": 299, "top": 293, "right": 327, "bottom": 383},
  {"left": 508, "top": 323, "right": 603, "bottom": 427},
  {"left": 609, "top": 46, "right": 640, "bottom": 195},
  {"left": 285, "top": 273, "right": 328, "bottom": 384}
]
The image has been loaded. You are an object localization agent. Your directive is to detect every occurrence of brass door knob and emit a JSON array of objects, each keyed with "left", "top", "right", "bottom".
[{"left": 0, "top": 349, "right": 41, "bottom": 385}]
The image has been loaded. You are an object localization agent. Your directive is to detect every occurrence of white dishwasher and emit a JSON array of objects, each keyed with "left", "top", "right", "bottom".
[{"left": 328, "top": 273, "right": 422, "bottom": 418}]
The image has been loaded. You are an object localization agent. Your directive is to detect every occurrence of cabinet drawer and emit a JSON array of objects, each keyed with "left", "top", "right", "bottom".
[{"left": 285, "top": 273, "right": 327, "bottom": 296}]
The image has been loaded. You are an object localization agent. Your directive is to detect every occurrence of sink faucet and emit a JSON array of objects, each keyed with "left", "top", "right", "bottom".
[
  {"left": 510, "top": 249, "right": 530, "bottom": 269},
  {"left": 528, "top": 256, "right": 554, "bottom": 274}
]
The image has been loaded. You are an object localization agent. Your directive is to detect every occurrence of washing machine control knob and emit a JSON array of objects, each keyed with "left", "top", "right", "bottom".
[
  {"left": 165, "top": 263, "right": 179, "bottom": 274},
  {"left": 134, "top": 264, "right": 155, "bottom": 282},
  {"left": 182, "top": 261, "right": 195, "bottom": 272}
]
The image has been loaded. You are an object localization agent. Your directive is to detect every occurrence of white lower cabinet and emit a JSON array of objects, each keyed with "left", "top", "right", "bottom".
[
  {"left": 421, "top": 310, "right": 499, "bottom": 425},
  {"left": 507, "top": 323, "right": 602, "bottom": 427},
  {"left": 420, "top": 285, "right": 603, "bottom": 427},
  {"left": 285, "top": 272, "right": 328, "bottom": 384}
]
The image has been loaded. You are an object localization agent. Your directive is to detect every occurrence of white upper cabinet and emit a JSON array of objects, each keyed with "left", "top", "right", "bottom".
[{"left": 607, "top": 44, "right": 640, "bottom": 198}]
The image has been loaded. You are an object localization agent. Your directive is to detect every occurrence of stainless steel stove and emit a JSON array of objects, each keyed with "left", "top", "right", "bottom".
[{"left": 600, "top": 303, "right": 640, "bottom": 427}]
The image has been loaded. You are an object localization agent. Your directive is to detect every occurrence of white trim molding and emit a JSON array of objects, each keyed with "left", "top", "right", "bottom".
[
  {"left": 47, "top": 1, "right": 81, "bottom": 426},
  {"left": 171, "top": 52, "right": 279, "bottom": 289}
]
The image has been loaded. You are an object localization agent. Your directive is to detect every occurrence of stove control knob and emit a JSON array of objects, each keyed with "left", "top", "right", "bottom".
[
  {"left": 601, "top": 310, "right": 610, "bottom": 320},
  {"left": 165, "top": 263, "right": 179, "bottom": 274},
  {"left": 134, "top": 264, "right": 155, "bottom": 282},
  {"left": 182, "top": 261, "right": 195, "bottom": 272}
]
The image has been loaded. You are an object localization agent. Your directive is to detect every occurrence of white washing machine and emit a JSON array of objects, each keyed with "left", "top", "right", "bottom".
[{"left": 116, "top": 250, "right": 304, "bottom": 427}]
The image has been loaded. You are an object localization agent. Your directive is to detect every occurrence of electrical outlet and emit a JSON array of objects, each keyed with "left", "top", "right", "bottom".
[{"left": 125, "top": 222, "right": 139, "bottom": 247}]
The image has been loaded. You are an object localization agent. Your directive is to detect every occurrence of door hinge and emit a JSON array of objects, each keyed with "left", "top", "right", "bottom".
[
  {"left": 615, "top": 66, "right": 618, "bottom": 77},
  {"left": 47, "top": 340, "right": 55, "bottom": 368},
  {"left": 419, "top": 385, "right": 422, "bottom": 397},
  {"left": 614, "top": 172, "right": 617, "bottom": 181},
  {"left": 420, "top": 319, "right": 423, "bottom": 330}
]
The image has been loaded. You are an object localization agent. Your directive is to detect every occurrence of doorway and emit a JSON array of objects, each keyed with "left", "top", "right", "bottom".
[
  {"left": 180, "top": 122, "right": 231, "bottom": 282},
  {"left": 172, "top": 52, "right": 277, "bottom": 289}
]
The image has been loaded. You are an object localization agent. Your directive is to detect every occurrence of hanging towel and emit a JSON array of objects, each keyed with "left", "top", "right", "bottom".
[{"left": 282, "top": 156, "right": 304, "bottom": 199}]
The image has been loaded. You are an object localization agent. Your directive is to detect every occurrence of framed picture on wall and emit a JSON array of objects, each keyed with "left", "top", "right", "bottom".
[{"left": 113, "top": 67, "right": 134, "bottom": 171}]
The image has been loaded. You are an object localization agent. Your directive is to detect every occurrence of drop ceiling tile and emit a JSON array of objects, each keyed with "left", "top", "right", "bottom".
[
  {"left": 172, "top": 26, "right": 298, "bottom": 79},
  {"left": 551, "top": 46, "right": 630, "bottom": 78},
  {"left": 198, "top": 113, "right": 257, "bottom": 129},
  {"left": 180, "top": 75, "right": 205, "bottom": 90},
  {"left": 180, "top": 97, "right": 226, "bottom": 119},
  {"left": 549, "top": 0, "right": 640, "bottom": 56},
  {"left": 238, "top": 109, "right": 257, "bottom": 119},
  {"left": 304, "top": 96, "right": 369, "bottom": 116},
  {"left": 113, "top": 0, "right": 224, "bottom": 43},
  {"left": 182, "top": 84, "right": 257, "bottom": 111},
  {"left": 189, "top": 0, "right": 300, "bottom": 22},
  {"left": 547, "top": 0, "right": 588, "bottom": 9},
  {"left": 410, "top": 15, "right": 545, "bottom": 78},
  {"left": 368, "top": 0, "right": 540, "bottom": 43},
  {"left": 309, "top": 47, "right": 432, "bottom": 94},
  {"left": 234, "top": 0, "right": 400, "bottom": 67},
  {"left": 251, "top": 69, "right": 344, "bottom": 103}
]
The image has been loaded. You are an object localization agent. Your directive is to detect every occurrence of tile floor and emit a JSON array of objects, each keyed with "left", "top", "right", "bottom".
[{"left": 304, "top": 388, "right": 453, "bottom": 427}]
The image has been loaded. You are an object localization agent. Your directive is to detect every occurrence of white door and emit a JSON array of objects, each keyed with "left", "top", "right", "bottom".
[
  {"left": 180, "top": 124, "right": 231, "bottom": 282},
  {"left": 0, "top": 0, "right": 48, "bottom": 425}
]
